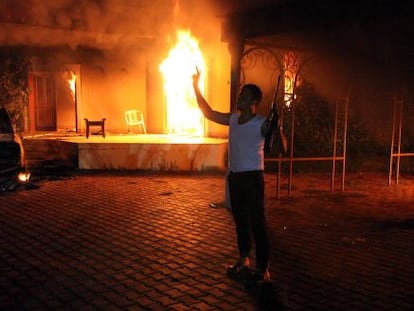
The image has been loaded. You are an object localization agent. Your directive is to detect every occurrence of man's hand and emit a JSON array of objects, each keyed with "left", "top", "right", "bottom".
[{"left": 192, "top": 66, "right": 201, "bottom": 88}]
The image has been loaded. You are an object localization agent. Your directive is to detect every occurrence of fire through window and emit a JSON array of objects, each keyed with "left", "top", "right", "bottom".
[
  {"left": 283, "top": 52, "right": 299, "bottom": 108},
  {"left": 159, "top": 30, "right": 206, "bottom": 136}
]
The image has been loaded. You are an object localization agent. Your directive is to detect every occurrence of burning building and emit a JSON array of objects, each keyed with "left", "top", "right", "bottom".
[
  {"left": 0, "top": 0, "right": 231, "bottom": 137},
  {"left": 1, "top": 0, "right": 413, "bottom": 173}
]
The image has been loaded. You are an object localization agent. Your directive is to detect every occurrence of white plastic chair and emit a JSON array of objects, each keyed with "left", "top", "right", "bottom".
[{"left": 125, "top": 110, "right": 147, "bottom": 134}]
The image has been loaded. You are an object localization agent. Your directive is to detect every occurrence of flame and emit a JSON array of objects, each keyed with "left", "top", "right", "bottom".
[
  {"left": 68, "top": 71, "right": 76, "bottom": 101},
  {"left": 284, "top": 72, "right": 294, "bottom": 108},
  {"left": 283, "top": 52, "right": 298, "bottom": 108},
  {"left": 159, "top": 30, "right": 206, "bottom": 136}
]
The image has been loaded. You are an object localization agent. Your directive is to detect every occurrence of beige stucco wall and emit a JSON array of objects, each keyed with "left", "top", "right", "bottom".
[
  {"left": 78, "top": 49, "right": 147, "bottom": 134},
  {"left": 204, "top": 40, "right": 231, "bottom": 138}
]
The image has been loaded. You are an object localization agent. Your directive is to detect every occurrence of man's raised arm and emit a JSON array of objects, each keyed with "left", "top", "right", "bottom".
[{"left": 192, "top": 68, "right": 230, "bottom": 125}]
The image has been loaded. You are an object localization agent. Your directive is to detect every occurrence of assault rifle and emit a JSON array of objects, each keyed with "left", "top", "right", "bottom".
[{"left": 264, "top": 75, "right": 281, "bottom": 154}]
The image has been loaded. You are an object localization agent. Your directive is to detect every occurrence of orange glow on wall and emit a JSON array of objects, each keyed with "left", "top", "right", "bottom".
[{"left": 159, "top": 30, "right": 206, "bottom": 136}]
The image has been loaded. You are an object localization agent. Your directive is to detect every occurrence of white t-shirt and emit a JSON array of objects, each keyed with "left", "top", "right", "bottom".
[{"left": 228, "top": 112, "right": 266, "bottom": 172}]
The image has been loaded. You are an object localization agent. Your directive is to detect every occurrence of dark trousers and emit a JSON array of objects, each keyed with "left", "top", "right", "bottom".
[{"left": 228, "top": 170, "right": 269, "bottom": 271}]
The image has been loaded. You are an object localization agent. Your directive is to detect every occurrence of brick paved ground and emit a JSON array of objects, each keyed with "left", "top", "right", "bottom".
[{"left": 0, "top": 171, "right": 413, "bottom": 310}]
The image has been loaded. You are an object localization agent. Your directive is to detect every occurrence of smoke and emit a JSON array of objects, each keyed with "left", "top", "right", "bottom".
[
  {"left": 0, "top": 0, "right": 233, "bottom": 51},
  {"left": 0, "top": 0, "right": 181, "bottom": 49}
]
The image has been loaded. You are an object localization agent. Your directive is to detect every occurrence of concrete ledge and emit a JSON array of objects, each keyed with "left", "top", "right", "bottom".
[{"left": 24, "top": 134, "right": 228, "bottom": 171}]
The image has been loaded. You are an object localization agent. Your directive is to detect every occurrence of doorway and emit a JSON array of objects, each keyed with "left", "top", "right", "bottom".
[
  {"left": 30, "top": 72, "right": 56, "bottom": 131},
  {"left": 28, "top": 65, "right": 80, "bottom": 133}
]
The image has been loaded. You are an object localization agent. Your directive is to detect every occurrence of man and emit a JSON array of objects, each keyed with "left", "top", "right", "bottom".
[{"left": 192, "top": 68, "right": 271, "bottom": 289}]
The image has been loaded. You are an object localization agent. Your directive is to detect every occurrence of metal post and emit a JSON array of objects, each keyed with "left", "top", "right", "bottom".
[
  {"left": 396, "top": 97, "right": 403, "bottom": 184},
  {"left": 331, "top": 97, "right": 339, "bottom": 192},
  {"left": 341, "top": 91, "right": 350, "bottom": 191},
  {"left": 276, "top": 108, "right": 284, "bottom": 199},
  {"left": 288, "top": 100, "right": 295, "bottom": 195},
  {"left": 388, "top": 98, "right": 397, "bottom": 185}
]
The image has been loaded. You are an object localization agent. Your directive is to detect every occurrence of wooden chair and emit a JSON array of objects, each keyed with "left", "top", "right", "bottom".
[{"left": 84, "top": 118, "right": 106, "bottom": 138}]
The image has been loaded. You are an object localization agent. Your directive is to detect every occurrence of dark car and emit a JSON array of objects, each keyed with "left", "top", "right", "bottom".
[{"left": 0, "top": 107, "right": 30, "bottom": 192}]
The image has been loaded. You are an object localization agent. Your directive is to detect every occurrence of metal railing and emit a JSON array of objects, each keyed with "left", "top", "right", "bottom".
[
  {"left": 388, "top": 95, "right": 413, "bottom": 185},
  {"left": 266, "top": 91, "right": 350, "bottom": 199}
]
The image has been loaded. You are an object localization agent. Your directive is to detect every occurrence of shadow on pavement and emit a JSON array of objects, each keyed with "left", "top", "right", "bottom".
[{"left": 255, "top": 282, "right": 285, "bottom": 311}]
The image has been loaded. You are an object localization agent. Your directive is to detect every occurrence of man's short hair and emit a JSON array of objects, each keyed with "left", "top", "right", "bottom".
[{"left": 242, "top": 84, "right": 263, "bottom": 104}]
